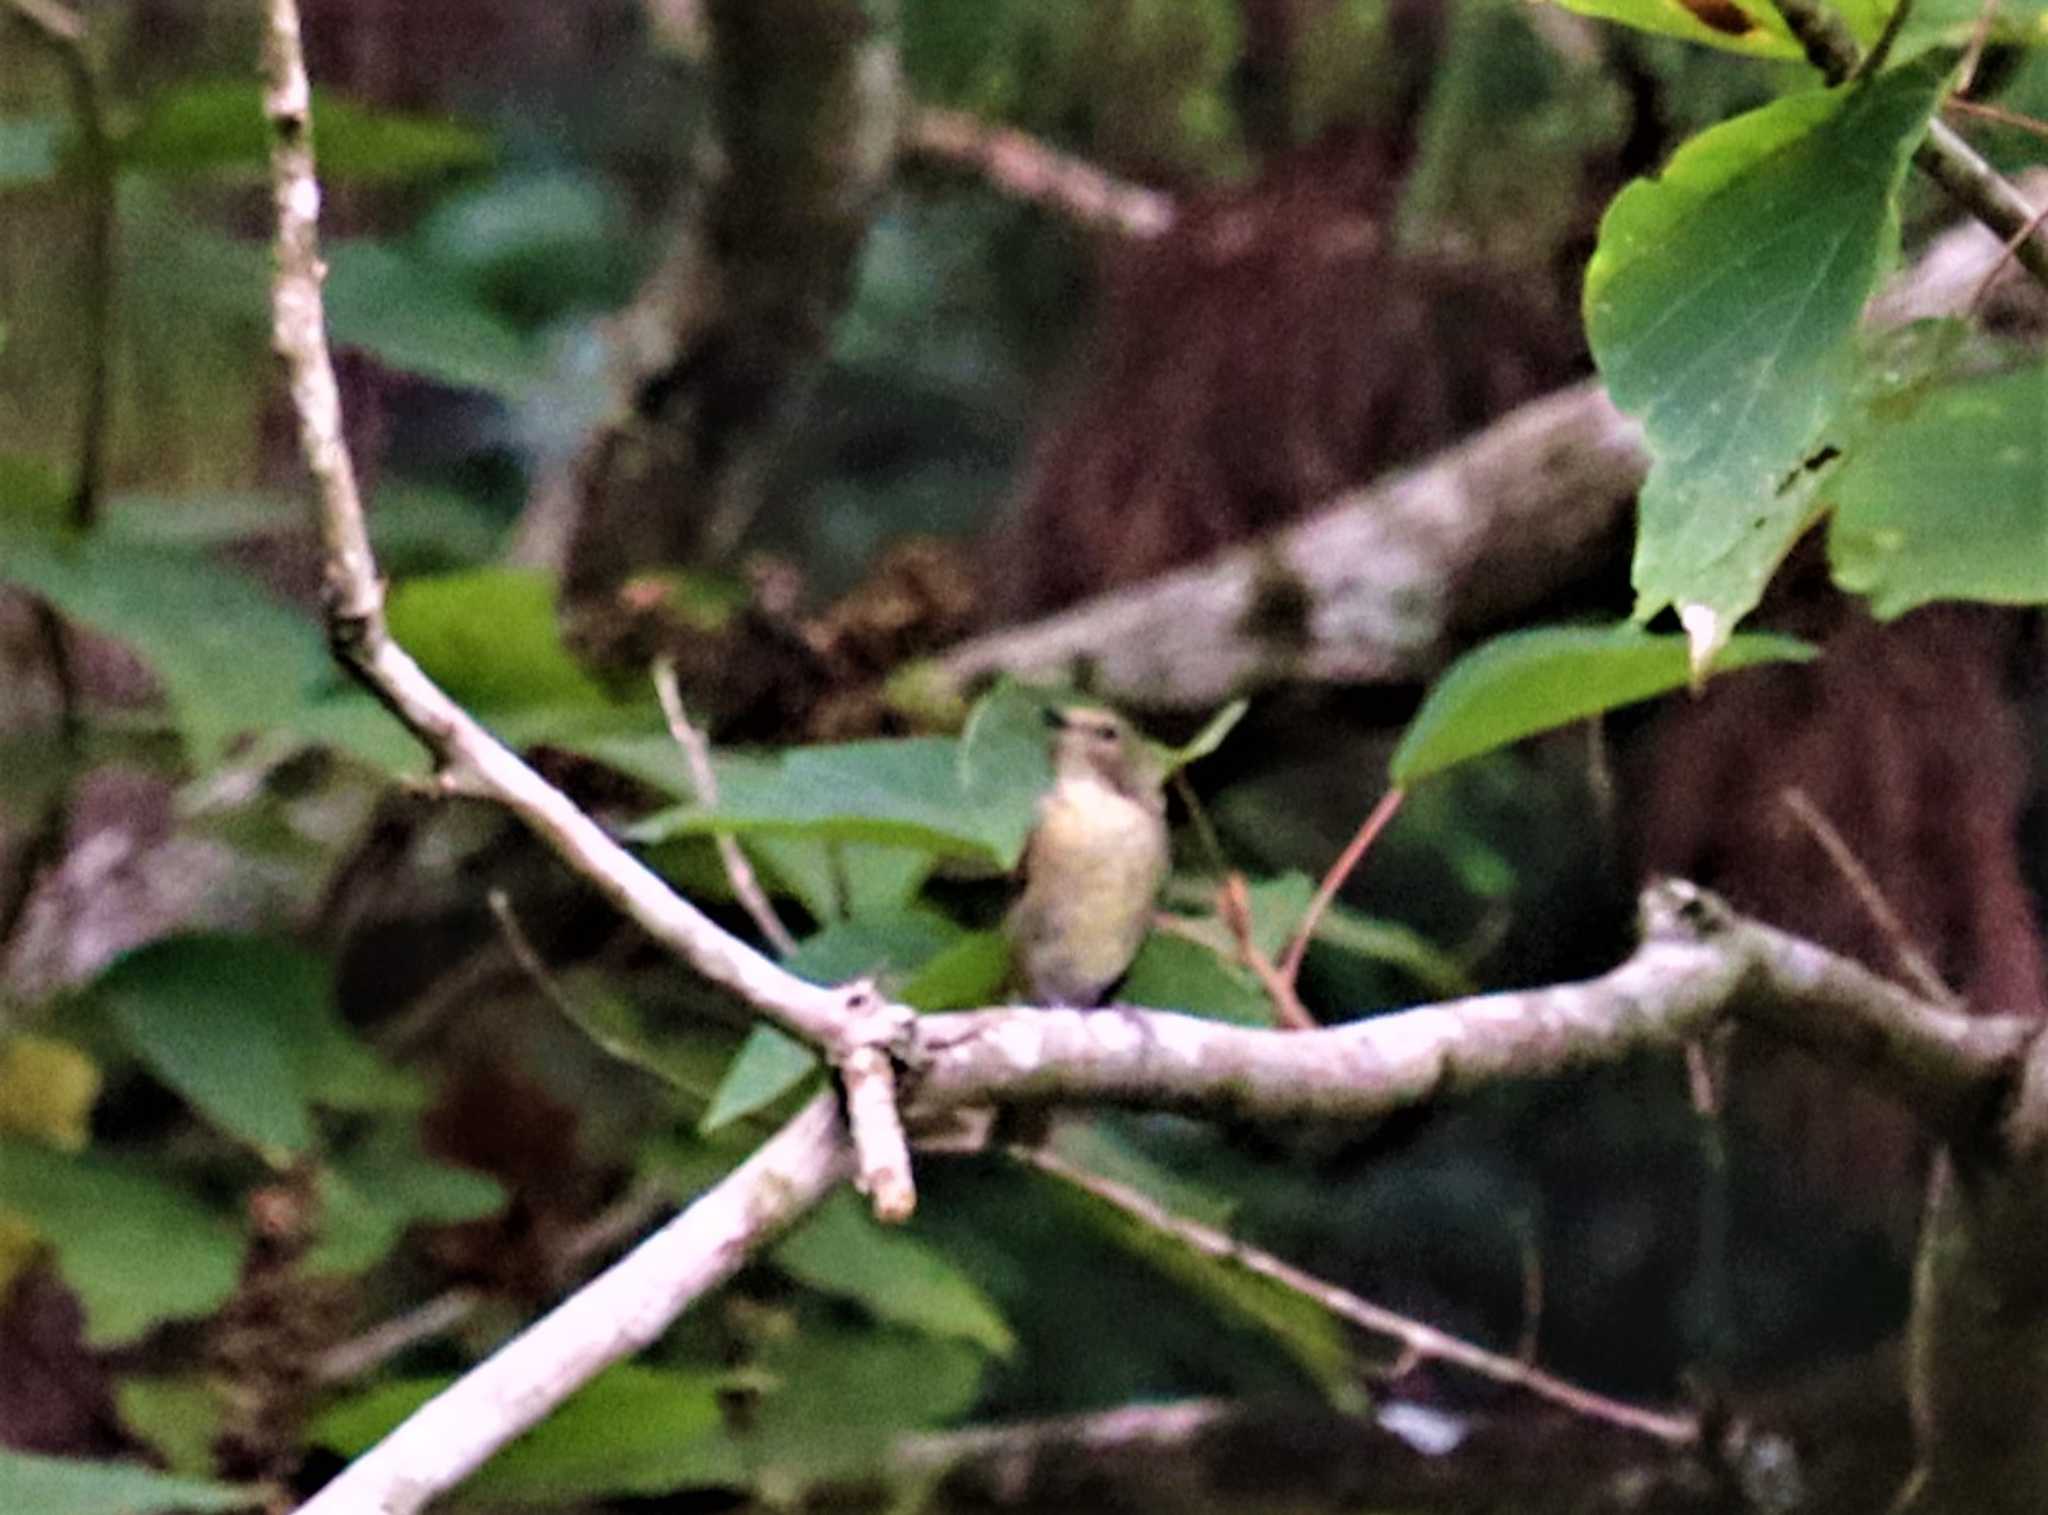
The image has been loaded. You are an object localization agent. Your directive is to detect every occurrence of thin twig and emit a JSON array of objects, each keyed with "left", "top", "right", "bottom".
[
  {"left": 1780, "top": 786, "right": 1959, "bottom": 1007},
  {"left": 1215, "top": 874, "right": 1318, "bottom": 1029},
  {"left": 1015, "top": 1143, "right": 1698, "bottom": 1446},
  {"left": 312, "top": 1288, "right": 483, "bottom": 1386},
  {"left": 1945, "top": 97, "right": 2048, "bottom": 140},
  {"left": 1965, "top": 197, "right": 2048, "bottom": 318},
  {"left": 906, "top": 105, "right": 1175, "bottom": 239},
  {"left": 1847, "top": 0, "right": 1913, "bottom": 82},
  {"left": 1955, "top": 0, "right": 2001, "bottom": 96},
  {"left": 1276, "top": 787, "right": 1405, "bottom": 986},
  {"left": 652, "top": 657, "right": 798, "bottom": 956},
  {"left": 485, "top": 889, "right": 720, "bottom": 1102}
]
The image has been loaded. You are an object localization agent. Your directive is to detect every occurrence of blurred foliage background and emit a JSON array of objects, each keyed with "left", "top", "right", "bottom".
[{"left": 1, "top": 1, "right": 2045, "bottom": 1510}]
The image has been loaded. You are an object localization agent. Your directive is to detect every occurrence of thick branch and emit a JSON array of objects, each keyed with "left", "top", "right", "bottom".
[
  {"left": 932, "top": 155, "right": 2044, "bottom": 718},
  {"left": 292, "top": 1093, "right": 851, "bottom": 1515},
  {"left": 936, "top": 381, "right": 1646, "bottom": 709},
  {"left": 905, "top": 883, "right": 2031, "bottom": 1135}
]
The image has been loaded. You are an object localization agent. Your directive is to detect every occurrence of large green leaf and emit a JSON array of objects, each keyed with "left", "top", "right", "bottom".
[
  {"left": 774, "top": 1191, "right": 1014, "bottom": 1355},
  {"left": 1391, "top": 624, "right": 1815, "bottom": 785},
  {"left": 92, "top": 937, "right": 313, "bottom": 1154},
  {"left": 119, "top": 79, "right": 489, "bottom": 185},
  {"left": 0, "top": 1140, "right": 244, "bottom": 1343},
  {"left": 1827, "top": 363, "right": 2048, "bottom": 617},
  {"left": 325, "top": 242, "right": 544, "bottom": 401},
  {"left": 318, "top": 1332, "right": 984, "bottom": 1501},
  {"left": 384, "top": 567, "right": 616, "bottom": 715},
  {"left": 1586, "top": 57, "right": 1948, "bottom": 668},
  {"left": 1118, "top": 934, "right": 1274, "bottom": 1025},
  {"left": 634, "top": 737, "right": 1014, "bottom": 861},
  {"left": 0, "top": 1449, "right": 254, "bottom": 1515},
  {"left": 955, "top": 679, "right": 1057, "bottom": 870},
  {"left": 311, "top": 1364, "right": 735, "bottom": 1502},
  {"left": 737, "top": 1328, "right": 987, "bottom": 1484},
  {"left": 89, "top": 935, "right": 410, "bottom": 1155},
  {"left": 0, "top": 536, "right": 414, "bottom": 770},
  {"left": 1040, "top": 1152, "right": 1359, "bottom": 1406},
  {"left": 697, "top": 1026, "right": 817, "bottom": 1137}
]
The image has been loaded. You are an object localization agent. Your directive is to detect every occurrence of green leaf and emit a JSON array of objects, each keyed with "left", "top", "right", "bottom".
[
  {"left": 0, "top": 1140, "right": 244, "bottom": 1343},
  {"left": 1239, "top": 872, "right": 1316, "bottom": 962},
  {"left": 785, "top": 910, "right": 965, "bottom": 986},
  {"left": 699, "top": 1026, "right": 818, "bottom": 1136},
  {"left": 1550, "top": 0, "right": 1798, "bottom": 53},
  {"left": 384, "top": 567, "right": 616, "bottom": 714},
  {"left": 1041, "top": 1161, "right": 1359, "bottom": 1406},
  {"left": 1586, "top": 57, "right": 1949, "bottom": 668},
  {"left": 0, "top": 1449, "right": 254, "bottom": 1515},
  {"left": 324, "top": 242, "right": 543, "bottom": 400},
  {"left": 839, "top": 843, "right": 939, "bottom": 917},
  {"left": 740, "top": 1328, "right": 985, "bottom": 1483},
  {"left": 1391, "top": 624, "right": 1816, "bottom": 785},
  {"left": 1827, "top": 363, "right": 2048, "bottom": 617},
  {"left": 774, "top": 1192, "right": 1014, "bottom": 1355},
  {"left": 639, "top": 679, "right": 1081, "bottom": 868},
  {"left": 700, "top": 911, "right": 972, "bottom": 1134},
  {"left": 120, "top": 79, "right": 489, "bottom": 185},
  {"left": 312, "top": 1364, "right": 734, "bottom": 1502},
  {"left": 636, "top": 738, "right": 1009, "bottom": 861},
  {"left": 114, "top": 1378, "right": 227, "bottom": 1477},
  {"left": 1310, "top": 905, "right": 1478, "bottom": 1001},
  {"left": 754, "top": 836, "right": 945, "bottom": 926},
  {"left": 900, "top": 930, "right": 1010, "bottom": 1010},
  {"left": 92, "top": 937, "right": 315, "bottom": 1154},
  {"left": 0, "top": 537, "right": 413, "bottom": 770},
  {"left": 1118, "top": 934, "right": 1274, "bottom": 1025},
  {"left": 1162, "top": 698, "right": 1249, "bottom": 772},
  {"left": 956, "top": 680, "right": 1056, "bottom": 870},
  {"left": 91, "top": 936, "right": 405, "bottom": 1154}
]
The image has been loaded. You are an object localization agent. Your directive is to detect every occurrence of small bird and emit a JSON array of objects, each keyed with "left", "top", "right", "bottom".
[{"left": 1006, "top": 705, "right": 1170, "bottom": 1007}]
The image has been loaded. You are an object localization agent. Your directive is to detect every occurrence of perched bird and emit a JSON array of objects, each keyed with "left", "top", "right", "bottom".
[{"left": 1006, "top": 705, "right": 1171, "bottom": 1007}]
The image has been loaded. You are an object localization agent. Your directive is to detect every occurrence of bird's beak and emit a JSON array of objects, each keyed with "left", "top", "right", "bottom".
[{"left": 1040, "top": 706, "right": 1067, "bottom": 731}]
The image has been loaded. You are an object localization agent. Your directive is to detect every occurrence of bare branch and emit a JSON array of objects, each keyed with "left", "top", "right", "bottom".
[
  {"left": 907, "top": 883, "right": 2033, "bottom": 1138},
  {"left": 294, "top": 1092, "right": 851, "bottom": 1515},
  {"left": 652, "top": 656, "right": 798, "bottom": 956},
  {"left": 907, "top": 105, "right": 1176, "bottom": 238},
  {"left": 1017, "top": 1143, "right": 1697, "bottom": 1444},
  {"left": 1276, "top": 787, "right": 1405, "bottom": 987},
  {"left": 935, "top": 381, "right": 1648, "bottom": 710},
  {"left": 1780, "top": 785, "right": 1958, "bottom": 1007},
  {"left": 262, "top": 0, "right": 863, "bottom": 1055}
]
